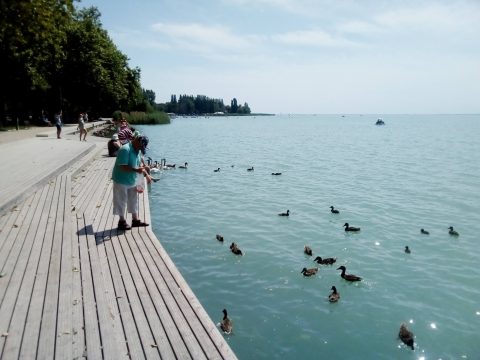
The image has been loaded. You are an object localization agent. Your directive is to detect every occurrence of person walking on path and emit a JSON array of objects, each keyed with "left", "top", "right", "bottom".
[
  {"left": 111, "top": 134, "right": 152, "bottom": 230},
  {"left": 54, "top": 110, "right": 63, "bottom": 139},
  {"left": 78, "top": 112, "right": 87, "bottom": 141}
]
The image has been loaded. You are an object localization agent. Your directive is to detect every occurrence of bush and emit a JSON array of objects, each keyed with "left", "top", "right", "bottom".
[{"left": 126, "top": 111, "right": 170, "bottom": 125}]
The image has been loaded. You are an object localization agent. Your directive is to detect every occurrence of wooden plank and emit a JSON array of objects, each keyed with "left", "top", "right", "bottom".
[{"left": 0, "top": 186, "right": 49, "bottom": 358}]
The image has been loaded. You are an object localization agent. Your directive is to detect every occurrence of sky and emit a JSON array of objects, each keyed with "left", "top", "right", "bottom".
[{"left": 79, "top": 0, "right": 480, "bottom": 114}]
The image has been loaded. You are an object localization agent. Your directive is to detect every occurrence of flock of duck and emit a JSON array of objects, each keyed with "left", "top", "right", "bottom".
[
  {"left": 214, "top": 200, "right": 461, "bottom": 350},
  {"left": 152, "top": 161, "right": 461, "bottom": 350}
]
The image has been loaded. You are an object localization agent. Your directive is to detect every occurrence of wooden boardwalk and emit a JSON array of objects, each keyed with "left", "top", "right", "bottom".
[{"left": 0, "top": 146, "right": 237, "bottom": 359}]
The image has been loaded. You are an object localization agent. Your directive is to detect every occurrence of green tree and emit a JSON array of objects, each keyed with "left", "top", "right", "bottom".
[{"left": 230, "top": 98, "right": 238, "bottom": 113}]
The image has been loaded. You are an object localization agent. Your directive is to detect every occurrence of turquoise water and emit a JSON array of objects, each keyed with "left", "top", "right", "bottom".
[{"left": 139, "top": 114, "right": 480, "bottom": 359}]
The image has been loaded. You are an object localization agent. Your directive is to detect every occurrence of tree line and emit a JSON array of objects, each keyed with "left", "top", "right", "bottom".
[
  {"left": 157, "top": 95, "right": 251, "bottom": 115},
  {"left": 0, "top": 1, "right": 152, "bottom": 125}
]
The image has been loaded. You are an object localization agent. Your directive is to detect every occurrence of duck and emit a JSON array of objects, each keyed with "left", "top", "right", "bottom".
[
  {"left": 178, "top": 162, "right": 188, "bottom": 169},
  {"left": 230, "top": 242, "right": 243, "bottom": 255},
  {"left": 448, "top": 226, "right": 459, "bottom": 236},
  {"left": 247, "top": 166, "right": 254, "bottom": 171},
  {"left": 404, "top": 246, "right": 411, "bottom": 254},
  {"left": 343, "top": 223, "right": 360, "bottom": 232},
  {"left": 337, "top": 265, "right": 362, "bottom": 282},
  {"left": 216, "top": 234, "right": 224, "bottom": 242},
  {"left": 313, "top": 256, "right": 337, "bottom": 265},
  {"left": 220, "top": 309, "right": 233, "bottom": 334},
  {"left": 304, "top": 245, "right": 313, "bottom": 256},
  {"left": 328, "top": 286, "right": 340, "bottom": 303},
  {"left": 214, "top": 168, "right": 220, "bottom": 172},
  {"left": 301, "top": 267, "right": 318, "bottom": 277},
  {"left": 165, "top": 163, "right": 176, "bottom": 168},
  {"left": 420, "top": 228, "right": 430, "bottom": 235},
  {"left": 278, "top": 209, "right": 290, "bottom": 217},
  {"left": 271, "top": 172, "right": 282, "bottom": 176},
  {"left": 398, "top": 323, "right": 414, "bottom": 350},
  {"left": 330, "top": 206, "right": 340, "bottom": 214}
]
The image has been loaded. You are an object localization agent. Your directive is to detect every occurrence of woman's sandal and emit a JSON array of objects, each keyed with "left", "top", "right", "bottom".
[
  {"left": 132, "top": 219, "right": 149, "bottom": 227},
  {"left": 118, "top": 221, "right": 132, "bottom": 230}
]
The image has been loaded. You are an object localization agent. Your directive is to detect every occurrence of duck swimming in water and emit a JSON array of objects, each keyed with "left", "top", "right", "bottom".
[
  {"left": 230, "top": 242, "right": 243, "bottom": 255},
  {"left": 330, "top": 206, "right": 340, "bottom": 214},
  {"left": 271, "top": 172, "right": 282, "bottom": 176},
  {"left": 328, "top": 286, "right": 340, "bottom": 303},
  {"left": 304, "top": 245, "right": 313, "bottom": 256},
  {"left": 247, "top": 166, "right": 254, "bottom": 171},
  {"left": 398, "top": 323, "right": 414, "bottom": 350},
  {"left": 448, "top": 226, "right": 459, "bottom": 236},
  {"left": 278, "top": 210, "right": 290, "bottom": 216},
  {"left": 216, "top": 234, "right": 224, "bottom": 242},
  {"left": 337, "top": 265, "right": 362, "bottom": 282},
  {"left": 301, "top": 267, "right": 318, "bottom": 277},
  {"left": 343, "top": 223, "right": 360, "bottom": 232},
  {"left": 214, "top": 168, "right": 220, "bottom": 172},
  {"left": 404, "top": 246, "right": 411, "bottom": 254},
  {"left": 314, "top": 256, "right": 336, "bottom": 265},
  {"left": 420, "top": 228, "right": 430, "bottom": 235},
  {"left": 179, "top": 162, "right": 188, "bottom": 169},
  {"left": 220, "top": 309, "right": 233, "bottom": 334}
]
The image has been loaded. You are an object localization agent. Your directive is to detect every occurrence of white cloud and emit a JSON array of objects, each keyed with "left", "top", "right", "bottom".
[{"left": 272, "top": 29, "right": 360, "bottom": 47}]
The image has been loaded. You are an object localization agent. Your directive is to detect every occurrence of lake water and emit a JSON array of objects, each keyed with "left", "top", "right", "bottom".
[{"left": 138, "top": 114, "right": 480, "bottom": 360}]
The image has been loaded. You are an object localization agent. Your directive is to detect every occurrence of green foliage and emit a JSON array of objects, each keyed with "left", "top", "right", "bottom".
[
  {"left": 126, "top": 111, "right": 170, "bottom": 125},
  {"left": 165, "top": 94, "right": 227, "bottom": 115},
  {"left": 112, "top": 110, "right": 124, "bottom": 121}
]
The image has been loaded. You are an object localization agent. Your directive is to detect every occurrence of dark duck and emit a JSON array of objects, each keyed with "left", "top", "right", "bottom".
[
  {"left": 216, "top": 234, "right": 224, "bottom": 242},
  {"left": 220, "top": 309, "right": 233, "bottom": 334},
  {"left": 398, "top": 323, "right": 414, "bottom": 350},
  {"left": 247, "top": 166, "right": 254, "bottom": 171},
  {"left": 278, "top": 209, "right": 290, "bottom": 216},
  {"left": 301, "top": 267, "right": 318, "bottom": 277},
  {"left": 343, "top": 223, "right": 360, "bottom": 232},
  {"left": 230, "top": 242, "right": 243, "bottom": 255},
  {"left": 420, "top": 228, "right": 430, "bottom": 235},
  {"left": 314, "top": 256, "right": 336, "bottom": 265},
  {"left": 330, "top": 206, "right": 340, "bottom": 214},
  {"left": 179, "top": 162, "right": 188, "bottom": 169},
  {"left": 448, "top": 226, "right": 459, "bottom": 236},
  {"left": 337, "top": 265, "right": 362, "bottom": 282},
  {"left": 328, "top": 286, "right": 340, "bottom": 303},
  {"left": 304, "top": 245, "right": 313, "bottom": 256}
]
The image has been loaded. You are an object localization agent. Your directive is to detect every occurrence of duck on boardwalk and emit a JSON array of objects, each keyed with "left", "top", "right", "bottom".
[
  {"left": 448, "top": 226, "right": 459, "bottom": 236},
  {"left": 398, "top": 323, "right": 414, "bottom": 350},
  {"left": 420, "top": 228, "right": 430, "bottom": 235},
  {"left": 214, "top": 168, "right": 220, "bottom": 172},
  {"left": 304, "top": 245, "right": 313, "bottom": 256},
  {"left": 230, "top": 242, "right": 243, "bottom": 255},
  {"left": 271, "top": 172, "right": 282, "bottom": 176},
  {"left": 330, "top": 206, "right": 340, "bottom": 214},
  {"left": 314, "top": 256, "right": 336, "bottom": 265},
  {"left": 337, "top": 265, "right": 362, "bottom": 282},
  {"left": 216, "top": 234, "right": 224, "bottom": 242},
  {"left": 247, "top": 166, "right": 254, "bottom": 171},
  {"left": 343, "top": 223, "right": 360, "bottom": 232},
  {"left": 404, "top": 246, "right": 411, "bottom": 254},
  {"left": 179, "top": 162, "right": 188, "bottom": 169},
  {"left": 220, "top": 309, "right": 233, "bottom": 334},
  {"left": 328, "top": 286, "right": 340, "bottom": 303},
  {"left": 301, "top": 267, "right": 318, "bottom": 277},
  {"left": 278, "top": 210, "right": 290, "bottom": 216}
]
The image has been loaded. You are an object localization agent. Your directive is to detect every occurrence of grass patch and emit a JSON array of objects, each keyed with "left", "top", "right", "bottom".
[{"left": 126, "top": 111, "right": 170, "bottom": 125}]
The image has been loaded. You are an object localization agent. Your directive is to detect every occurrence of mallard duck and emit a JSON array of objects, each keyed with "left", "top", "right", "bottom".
[
  {"left": 214, "top": 168, "right": 220, "bottom": 172},
  {"left": 337, "top": 265, "right": 362, "bottom": 282},
  {"left": 278, "top": 210, "right": 290, "bottom": 216},
  {"left": 179, "top": 162, "right": 188, "bottom": 169},
  {"left": 220, "top": 309, "right": 233, "bottom": 334},
  {"left": 304, "top": 245, "right": 313, "bottom": 256},
  {"left": 271, "top": 172, "right": 282, "bottom": 176},
  {"left": 247, "top": 166, "right": 254, "bottom": 171},
  {"left": 448, "top": 226, "right": 459, "bottom": 236},
  {"left": 343, "top": 223, "right": 360, "bottom": 232},
  {"left": 314, "top": 256, "right": 336, "bottom": 265},
  {"left": 328, "top": 286, "right": 340, "bottom": 302},
  {"left": 330, "top": 206, "right": 340, "bottom": 214},
  {"left": 301, "top": 267, "right": 318, "bottom": 277},
  {"left": 216, "top": 234, "right": 224, "bottom": 242},
  {"left": 404, "top": 246, "right": 411, "bottom": 254},
  {"left": 420, "top": 228, "right": 429, "bottom": 235},
  {"left": 398, "top": 323, "right": 414, "bottom": 350},
  {"left": 230, "top": 242, "right": 243, "bottom": 255}
]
